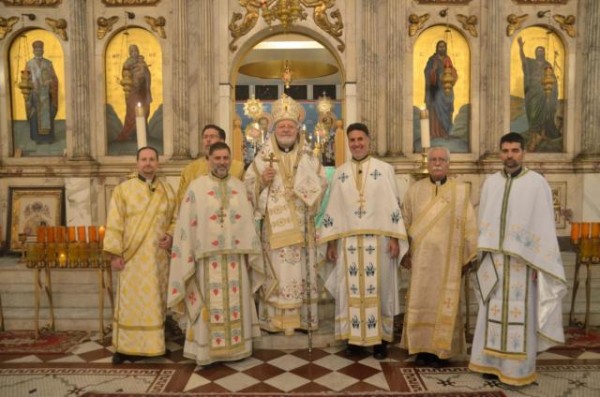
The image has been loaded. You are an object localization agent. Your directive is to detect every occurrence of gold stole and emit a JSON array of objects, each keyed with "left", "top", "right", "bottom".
[
  {"left": 122, "top": 180, "right": 170, "bottom": 262},
  {"left": 261, "top": 142, "right": 305, "bottom": 249},
  {"left": 408, "top": 181, "right": 466, "bottom": 351}
]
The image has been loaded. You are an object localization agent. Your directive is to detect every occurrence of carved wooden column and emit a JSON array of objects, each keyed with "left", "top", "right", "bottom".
[
  {"left": 385, "top": 0, "right": 405, "bottom": 156},
  {"left": 358, "top": 0, "right": 382, "bottom": 155},
  {"left": 69, "top": 0, "right": 92, "bottom": 160},
  {"left": 580, "top": 0, "right": 600, "bottom": 157},
  {"left": 171, "top": 0, "right": 190, "bottom": 159},
  {"left": 479, "top": 0, "right": 504, "bottom": 158}
]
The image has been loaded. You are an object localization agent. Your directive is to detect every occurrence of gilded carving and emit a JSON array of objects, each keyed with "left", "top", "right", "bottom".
[
  {"left": 0, "top": 16, "right": 19, "bottom": 40},
  {"left": 512, "top": 0, "right": 567, "bottom": 4},
  {"left": 553, "top": 14, "right": 576, "bottom": 38},
  {"left": 101, "top": 0, "right": 161, "bottom": 5},
  {"left": 229, "top": 0, "right": 345, "bottom": 52},
  {"left": 144, "top": 16, "right": 166, "bottom": 39},
  {"left": 97, "top": 16, "right": 119, "bottom": 40},
  {"left": 229, "top": 0, "right": 261, "bottom": 52},
  {"left": 456, "top": 14, "right": 478, "bottom": 37},
  {"left": 306, "top": 0, "right": 344, "bottom": 52},
  {"left": 414, "top": 0, "right": 472, "bottom": 4},
  {"left": 408, "top": 14, "right": 429, "bottom": 37},
  {"left": 506, "top": 14, "right": 528, "bottom": 37},
  {"left": 0, "top": 0, "right": 61, "bottom": 5},
  {"left": 46, "top": 17, "right": 67, "bottom": 41}
]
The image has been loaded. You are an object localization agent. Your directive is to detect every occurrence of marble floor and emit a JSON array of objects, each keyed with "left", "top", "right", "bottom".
[{"left": 0, "top": 329, "right": 599, "bottom": 397}]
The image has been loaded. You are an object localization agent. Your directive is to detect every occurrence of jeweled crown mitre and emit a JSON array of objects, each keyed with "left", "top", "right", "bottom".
[{"left": 271, "top": 94, "right": 303, "bottom": 125}]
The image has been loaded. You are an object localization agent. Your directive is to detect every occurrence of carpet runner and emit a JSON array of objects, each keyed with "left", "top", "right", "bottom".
[{"left": 0, "top": 330, "right": 89, "bottom": 354}]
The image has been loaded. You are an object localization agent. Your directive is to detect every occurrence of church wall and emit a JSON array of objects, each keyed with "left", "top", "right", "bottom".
[{"left": 0, "top": 0, "right": 599, "bottom": 330}]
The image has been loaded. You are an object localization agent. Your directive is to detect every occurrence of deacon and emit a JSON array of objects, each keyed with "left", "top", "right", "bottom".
[
  {"left": 400, "top": 146, "right": 478, "bottom": 367},
  {"left": 177, "top": 124, "right": 245, "bottom": 206},
  {"left": 104, "top": 146, "right": 177, "bottom": 364},
  {"left": 244, "top": 94, "right": 326, "bottom": 336},
  {"left": 469, "top": 132, "right": 567, "bottom": 385},
  {"left": 319, "top": 122, "right": 408, "bottom": 359},
  {"left": 168, "top": 142, "right": 263, "bottom": 366}
]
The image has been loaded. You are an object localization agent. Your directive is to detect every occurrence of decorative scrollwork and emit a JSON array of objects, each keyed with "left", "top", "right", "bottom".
[
  {"left": 229, "top": 0, "right": 345, "bottom": 52},
  {"left": 96, "top": 16, "right": 119, "bottom": 40},
  {"left": 46, "top": 17, "right": 68, "bottom": 41},
  {"left": 553, "top": 14, "right": 576, "bottom": 38},
  {"left": 456, "top": 14, "right": 478, "bottom": 38},
  {"left": 0, "top": 16, "right": 19, "bottom": 40},
  {"left": 144, "top": 15, "right": 166, "bottom": 39},
  {"left": 408, "top": 13, "right": 429, "bottom": 37},
  {"left": 101, "top": 0, "right": 161, "bottom": 5},
  {"left": 506, "top": 13, "right": 528, "bottom": 37},
  {"left": 0, "top": 0, "right": 61, "bottom": 5}
]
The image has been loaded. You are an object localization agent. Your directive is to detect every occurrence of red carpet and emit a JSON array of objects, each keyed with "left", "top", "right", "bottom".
[
  {"left": 564, "top": 326, "right": 600, "bottom": 348},
  {"left": 0, "top": 330, "right": 89, "bottom": 354},
  {"left": 82, "top": 392, "right": 507, "bottom": 397}
]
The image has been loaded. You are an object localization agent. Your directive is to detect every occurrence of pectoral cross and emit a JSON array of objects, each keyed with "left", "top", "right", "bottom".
[
  {"left": 216, "top": 207, "right": 227, "bottom": 227},
  {"left": 355, "top": 195, "right": 366, "bottom": 218},
  {"left": 263, "top": 152, "right": 279, "bottom": 167}
]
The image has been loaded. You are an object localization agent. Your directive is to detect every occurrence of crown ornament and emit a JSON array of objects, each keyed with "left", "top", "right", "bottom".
[{"left": 271, "top": 93, "right": 303, "bottom": 125}]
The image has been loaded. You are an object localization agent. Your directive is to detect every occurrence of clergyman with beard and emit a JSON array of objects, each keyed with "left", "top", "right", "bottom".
[
  {"left": 244, "top": 94, "right": 326, "bottom": 337},
  {"left": 168, "top": 142, "right": 264, "bottom": 366}
]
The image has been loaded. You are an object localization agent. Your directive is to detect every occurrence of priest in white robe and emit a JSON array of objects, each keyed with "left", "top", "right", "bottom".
[
  {"left": 469, "top": 132, "right": 567, "bottom": 386},
  {"left": 244, "top": 94, "right": 326, "bottom": 336},
  {"left": 168, "top": 142, "right": 264, "bottom": 366},
  {"left": 319, "top": 122, "right": 408, "bottom": 359}
]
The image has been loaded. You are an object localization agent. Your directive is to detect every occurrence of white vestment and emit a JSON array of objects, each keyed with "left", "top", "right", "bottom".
[
  {"left": 244, "top": 136, "right": 325, "bottom": 334},
  {"left": 469, "top": 168, "right": 567, "bottom": 386},
  {"left": 168, "top": 175, "right": 264, "bottom": 365},
  {"left": 318, "top": 157, "right": 408, "bottom": 345}
]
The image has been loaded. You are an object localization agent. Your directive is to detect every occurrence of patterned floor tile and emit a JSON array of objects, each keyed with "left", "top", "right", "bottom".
[
  {"left": 213, "top": 372, "right": 260, "bottom": 392},
  {"left": 266, "top": 353, "right": 309, "bottom": 371},
  {"left": 264, "top": 371, "right": 311, "bottom": 391},
  {"left": 242, "top": 362, "right": 285, "bottom": 381},
  {"left": 313, "top": 370, "right": 359, "bottom": 391}
]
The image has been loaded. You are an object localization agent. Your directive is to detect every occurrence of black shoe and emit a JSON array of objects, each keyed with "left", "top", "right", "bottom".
[
  {"left": 345, "top": 343, "right": 363, "bottom": 357},
  {"left": 482, "top": 373, "right": 499, "bottom": 380},
  {"left": 373, "top": 343, "right": 388, "bottom": 360},
  {"left": 415, "top": 352, "right": 436, "bottom": 366},
  {"left": 112, "top": 352, "right": 136, "bottom": 364}
]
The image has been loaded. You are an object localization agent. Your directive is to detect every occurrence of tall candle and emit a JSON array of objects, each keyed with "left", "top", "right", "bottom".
[
  {"left": 46, "top": 227, "right": 55, "bottom": 243},
  {"left": 135, "top": 102, "right": 147, "bottom": 149},
  {"left": 56, "top": 226, "right": 65, "bottom": 243},
  {"left": 591, "top": 223, "right": 600, "bottom": 239},
  {"left": 582, "top": 223, "right": 591, "bottom": 239},
  {"left": 77, "top": 226, "right": 87, "bottom": 243},
  {"left": 37, "top": 226, "right": 46, "bottom": 243},
  {"left": 88, "top": 226, "right": 97, "bottom": 243},
  {"left": 98, "top": 225, "right": 106, "bottom": 242},
  {"left": 68, "top": 226, "right": 76, "bottom": 243},
  {"left": 570, "top": 222, "right": 581, "bottom": 243},
  {"left": 420, "top": 108, "right": 430, "bottom": 149}
]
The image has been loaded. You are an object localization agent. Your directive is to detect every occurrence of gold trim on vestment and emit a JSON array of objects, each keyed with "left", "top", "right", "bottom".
[{"left": 468, "top": 362, "right": 536, "bottom": 386}]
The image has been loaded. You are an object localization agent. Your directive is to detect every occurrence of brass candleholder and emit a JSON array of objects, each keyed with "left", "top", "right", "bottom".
[{"left": 414, "top": 147, "right": 430, "bottom": 178}]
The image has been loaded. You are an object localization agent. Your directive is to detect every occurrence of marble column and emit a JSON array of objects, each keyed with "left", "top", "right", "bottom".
[
  {"left": 479, "top": 0, "right": 504, "bottom": 158},
  {"left": 385, "top": 0, "right": 405, "bottom": 156},
  {"left": 580, "top": 0, "right": 600, "bottom": 157},
  {"left": 69, "top": 0, "right": 92, "bottom": 160},
  {"left": 171, "top": 0, "right": 190, "bottom": 159},
  {"left": 358, "top": 0, "right": 381, "bottom": 154},
  {"left": 196, "top": 0, "right": 216, "bottom": 150}
]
